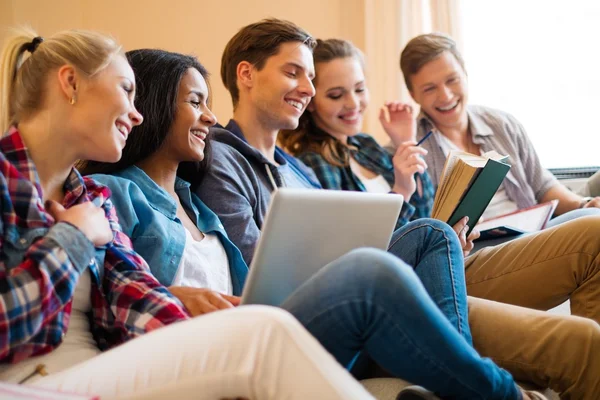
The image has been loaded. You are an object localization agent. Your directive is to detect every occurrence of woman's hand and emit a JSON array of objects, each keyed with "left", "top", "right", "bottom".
[
  {"left": 452, "top": 216, "right": 481, "bottom": 257},
  {"left": 169, "top": 286, "right": 241, "bottom": 317},
  {"left": 391, "top": 141, "right": 428, "bottom": 199},
  {"left": 46, "top": 200, "right": 113, "bottom": 246},
  {"left": 378, "top": 101, "right": 417, "bottom": 147}
]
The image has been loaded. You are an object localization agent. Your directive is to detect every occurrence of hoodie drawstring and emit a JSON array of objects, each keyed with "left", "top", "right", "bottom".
[{"left": 265, "top": 165, "right": 279, "bottom": 192}]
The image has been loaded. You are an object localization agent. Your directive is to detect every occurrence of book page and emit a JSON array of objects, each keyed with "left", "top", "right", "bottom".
[
  {"left": 437, "top": 151, "right": 470, "bottom": 190},
  {"left": 433, "top": 151, "right": 472, "bottom": 215},
  {"left": 482, "top": 150, "right": 509, "bottom": 162},
  {"left": 476, "top": 201, "right": 557, "bottom": 232}
]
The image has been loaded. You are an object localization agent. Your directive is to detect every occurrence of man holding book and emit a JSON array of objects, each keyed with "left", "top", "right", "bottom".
[
  {"left": 387, "top": 32, "right": 600, "bottom": 323},
  {"left": 398, "top": 32, "right": 600, "bottom": 221}
]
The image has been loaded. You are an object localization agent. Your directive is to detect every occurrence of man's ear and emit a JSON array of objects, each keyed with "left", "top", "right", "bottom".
[
  {"left": 236, "top": 61, "right": 254, "bottom": 91},
  {"left": 56, "top": 65, "right": 79, "bottom": 102}
]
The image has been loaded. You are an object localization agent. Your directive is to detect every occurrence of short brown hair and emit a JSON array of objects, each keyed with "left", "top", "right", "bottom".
[
  {"left": 280, "top": 38, "right": 364, "bottom": 167},
  {"left": 220, "top": 18, "right": 316, "bottom": 107},
  {"left": 400, "top": 32, "right": 465, "bottom": 92}
]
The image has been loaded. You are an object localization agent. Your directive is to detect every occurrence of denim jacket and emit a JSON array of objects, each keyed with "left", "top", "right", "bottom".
[{"left": 91, "top": 166, "right": 248, "bottom": 295}]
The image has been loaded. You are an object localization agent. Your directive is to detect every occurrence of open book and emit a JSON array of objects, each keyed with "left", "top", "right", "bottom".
[
  {"left": 432, "top": 150, "right": 510, "bottom": 234},
  {"left": 475, "top": 200, "right": 558, "bottom": 241}
]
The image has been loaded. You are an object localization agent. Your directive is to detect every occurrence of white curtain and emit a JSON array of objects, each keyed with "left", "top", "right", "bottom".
[{"left": 358, "top": 0, "right": 463, "bottom": 142}]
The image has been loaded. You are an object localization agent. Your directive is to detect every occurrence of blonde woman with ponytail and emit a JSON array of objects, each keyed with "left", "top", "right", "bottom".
[{"left": 0, "top": 28, "right": 376, "bottom": 400}]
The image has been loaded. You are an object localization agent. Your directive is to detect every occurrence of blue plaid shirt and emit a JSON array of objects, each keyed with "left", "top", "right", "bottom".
[
  {"left": 0, "top": 127, "right": 189, "bottom": 364},
  {"left": 297, "top": 133, "right": 434, "bottom": 229}
]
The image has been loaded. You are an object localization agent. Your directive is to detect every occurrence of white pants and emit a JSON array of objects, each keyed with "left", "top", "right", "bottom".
[{"left": 33, "top": 306, "right": 373, "bottom": 400}]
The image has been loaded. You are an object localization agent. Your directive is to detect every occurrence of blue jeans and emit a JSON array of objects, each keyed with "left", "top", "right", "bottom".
[
  {"left": 387, "top": 218, "right": 471, "bottom": 345},
  {"left": 281, "top": 246, "right": 519, "bottom": 400}
]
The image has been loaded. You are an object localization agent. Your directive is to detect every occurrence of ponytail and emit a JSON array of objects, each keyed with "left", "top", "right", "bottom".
[{"left": 0, "top": 27, "right": 122, "bottom": 132}]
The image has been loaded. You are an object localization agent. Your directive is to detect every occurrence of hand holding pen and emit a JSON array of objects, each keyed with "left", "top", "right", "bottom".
[{"left": 390, "top": 131, "right": 433, "bottom": 199}]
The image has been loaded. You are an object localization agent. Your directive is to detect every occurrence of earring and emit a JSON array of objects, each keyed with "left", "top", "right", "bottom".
[{"left": 69, "top": 95, "right": 76, "bottom": 105}]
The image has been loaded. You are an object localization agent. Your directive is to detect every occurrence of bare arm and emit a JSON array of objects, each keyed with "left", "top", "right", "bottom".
[{"left": 541, "top": 183, "right": 587, "bottom": 215}]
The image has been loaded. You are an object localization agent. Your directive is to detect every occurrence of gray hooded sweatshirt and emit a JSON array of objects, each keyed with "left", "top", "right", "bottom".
[{"left": 194, "top": 120, "right": 321, "bottom": 265}]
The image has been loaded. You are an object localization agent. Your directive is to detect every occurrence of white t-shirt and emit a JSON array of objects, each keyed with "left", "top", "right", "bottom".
[
  {"left": 0, "top": 268, "right": 101, "bottom": 383},
  {"left": 434, "top": 131, "right": 518, "bottom": 219},
  {"left": 172, "top": 228, "right": 233, "bottom": 295},
  {"left": 349, "top": 158, "right": 392, "bottom": 194}
]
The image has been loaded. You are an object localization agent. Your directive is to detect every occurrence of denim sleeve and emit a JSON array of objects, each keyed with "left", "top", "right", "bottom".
[
  {"left": 46, "top": 222, "right": 96, "bottom": 271},
  {"left": 97, "top": 199, "right": 189, "bottom": 347},
  {"left": 0, "top": 221, "right": 94, "bottom": 361}
]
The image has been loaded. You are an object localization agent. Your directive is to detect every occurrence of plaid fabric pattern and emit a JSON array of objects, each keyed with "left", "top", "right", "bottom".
[
  {"left": 0, "top": 127, "right": 189, "bottom": 364},
  {"left": 297, "top": 133, "right": 434, "bottom": 229}
]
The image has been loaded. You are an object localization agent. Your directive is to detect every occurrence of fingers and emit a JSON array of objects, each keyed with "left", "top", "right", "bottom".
[
  {"left": 384, "top": 101, "right": 413, "bottom": 116},
  {"left": 393, "top": 156, "right": 427, "bottom": 177},
  {"left": 395, "top": 141, "right": 428, "bottom": 158},
  {"left": 207, "top": 292, "right": 236, "bottom": 310},
  {"left": 222, "top": 294, "right": 242, "bottom": 306},
  {"left": 584, "top": 197, "right": 600, "bottom": 208},
  {"left": 452, "top": 216, "right": 469, "bottom": 248},
  {"left": 169, "top": 287, "right": 234, "bottom": 317},
  {"left": 393, "top": 146, "right": 428, "bottom": 174},
  {"left": 463, "top": 227, "right": 477, "bottom": 257},
  {"left": 45, "top": 199, "right": 66, "bottom": 219},
  {"left": 467, "top": 227, "right": 480, "bottom": 242}
]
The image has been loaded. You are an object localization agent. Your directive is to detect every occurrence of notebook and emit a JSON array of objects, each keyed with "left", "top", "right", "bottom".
[
  {"left": 432, "top": 150, "right": 511, "bottom": 235},
  {"left": 241, "top": 188, "right": 404, "bottom": 306},
  {"left": 475, "top": 200, "right": 558, "bottom": 241}
]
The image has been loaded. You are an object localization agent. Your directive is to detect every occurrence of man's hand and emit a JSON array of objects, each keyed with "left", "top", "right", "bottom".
[{"left": 582, "top": 196, "right": 600, "bottom": 209}]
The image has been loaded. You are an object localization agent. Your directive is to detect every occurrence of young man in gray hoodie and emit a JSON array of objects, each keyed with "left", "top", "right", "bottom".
[{"left": 193, "top": 18, "right": 600, "bottom": 399}]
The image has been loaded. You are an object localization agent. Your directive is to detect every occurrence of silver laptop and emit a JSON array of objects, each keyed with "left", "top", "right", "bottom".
[{"left": 241, "top": 188, "right": 404, "bottom": 306}]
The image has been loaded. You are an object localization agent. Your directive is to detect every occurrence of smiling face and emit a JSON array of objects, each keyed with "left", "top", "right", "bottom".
[
  {"left": 309, "top": 56, "right": 368, "bottom": 141},
  {"left": 160, "top": 68, "right": 216, "bottom": 163},
  {"left": 249, "top": 41, "right": 316, "bottom": 131},
  {"left": 409, "top": 51, "right": 469, "bottom": 132},
  {"left": 70, "top": 54, "right": 143, "bottom": 162}
]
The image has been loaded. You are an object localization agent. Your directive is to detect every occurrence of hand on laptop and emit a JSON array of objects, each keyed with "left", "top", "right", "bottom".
[
  {"left": 169, "top": 286, "right": 241, "bottom": 317},
  {"left": 452, "top": 216, "right": 481, "bottom": 257}
]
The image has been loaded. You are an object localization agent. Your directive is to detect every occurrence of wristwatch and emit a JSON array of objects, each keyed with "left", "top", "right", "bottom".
[{"left": 580, "top": 196, "right": 594, "bottom": 208}]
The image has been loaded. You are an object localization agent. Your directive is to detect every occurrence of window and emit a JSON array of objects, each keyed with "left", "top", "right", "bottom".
[{"left": 461, "top": 0, "right": 600, "bottom": 168}]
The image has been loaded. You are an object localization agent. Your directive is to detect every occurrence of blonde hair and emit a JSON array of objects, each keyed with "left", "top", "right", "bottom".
[
  {"left": 280, "top": 38, "right": 364, "bottom": 167},
  {"left": 400, "top": 32, "right": 465, "bottom": 92},
  {"left": 0, "top": 27, "right": 122, "bottom": 132}
]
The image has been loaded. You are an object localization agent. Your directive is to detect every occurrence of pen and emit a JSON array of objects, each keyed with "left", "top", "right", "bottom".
[{"left": 416, "top": 130, "right": 433, "bottom": 146}]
